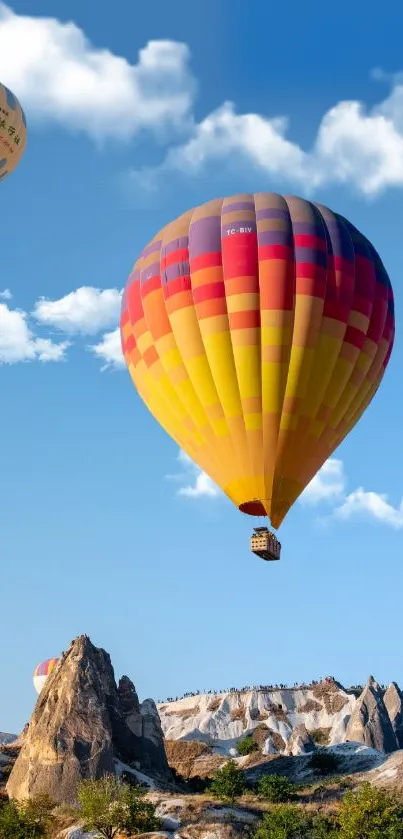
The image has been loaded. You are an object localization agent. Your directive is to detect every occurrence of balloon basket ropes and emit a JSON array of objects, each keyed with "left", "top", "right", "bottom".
[{"left": 250, "top": 526, "right": 281, "bottom": 562}]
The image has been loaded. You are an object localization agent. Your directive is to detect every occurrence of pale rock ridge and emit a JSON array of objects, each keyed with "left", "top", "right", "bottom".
[
  {"left": 159, "top": 677, "right": 403, "bottom": 764},
  {"left": 158, "top": 680, "right": 356, "bottom": 756},
  {"left": 384, "top": 682, "right": 403, "bottom": 749},
  {"left": 345, "top": 676, "right": 398, "bottom": 753}
]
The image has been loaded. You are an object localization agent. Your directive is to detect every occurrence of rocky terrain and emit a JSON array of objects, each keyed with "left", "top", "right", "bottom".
[
  {"left": 4, "top": 635, "right": 170, "bottom": 804},
  {"left": 2, "top": 636, "right": 403, "bottom": 838},
  {"left": 0, "top": 733, "right": 16, "bottom": 745},
  {"left": 158, "top": 676, "right": 403, "bottom": 779}
]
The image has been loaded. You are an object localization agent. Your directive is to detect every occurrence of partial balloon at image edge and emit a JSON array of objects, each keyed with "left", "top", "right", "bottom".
[{"left": 0, "top": 81, "right": 27, "bottom": 181}]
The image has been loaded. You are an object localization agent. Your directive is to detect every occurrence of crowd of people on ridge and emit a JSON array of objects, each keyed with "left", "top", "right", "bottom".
[{"left": 157, "top": 677, "right": 375, "bottom": 705}]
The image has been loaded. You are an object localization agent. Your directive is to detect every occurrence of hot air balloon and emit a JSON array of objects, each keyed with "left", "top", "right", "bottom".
[
  {"left": 33, "top": 657, "right": 59, "bottom": 694},
  {"left": 120, "top": 193, "right": 395, "bottom": 561},
  {"left": 0, "top": 82, "right": 27, "bottom": 181}
]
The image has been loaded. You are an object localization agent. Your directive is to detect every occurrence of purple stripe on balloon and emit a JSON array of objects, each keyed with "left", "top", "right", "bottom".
[
  {"left": 256, "top": 208, "right": 289, "bottom": 221},
  {"left": 295, "top": 248, "right": 327, "bottom": 267},
  {"left": 258, "top": 230, "right": 293, "bottom": 246},
  {"left": 140, "top": 260, "right": 160, "bottom": 285},
  {"left": 189, "top": 216, "right": 222, "bottom": 258},
  {"left": 221, "top": 220, "right": 257, "bottom": 236},
  {"left": 292, "top": 222, "right": 325, "bottom": 236},
  {"left": 222, "top": 201, "right": 255, "bottom": 213},
  {"left": 162, "top": 261, "right": 190, "bottom": 284},
  {"left": 162, "top": 236, "right": 189, "bottom": 256},
  {"left": 141, "top": 240, "right": 162, "bottom": 259}
]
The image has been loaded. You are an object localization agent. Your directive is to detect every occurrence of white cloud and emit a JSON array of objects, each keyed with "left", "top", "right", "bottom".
[
  {"left": 301, "top": 459, "right": 346, "bottom": 505},
  {"left": 300, "top": 457, "right": 403, "bottom": 530},
  {"left": 0, "top": 302, "right": 69, "bottom": 364},
  {"left": 335, "top": 489, "right": 403, "bottom": 529},
  {"left": 0, "top": 289, "right": 12, "bottom": 300},
  {"left": 171, "top": 449, "right": 220, "bottom": 500},
  {"left": 178, "top": 471, "right": 219, "bottom": 499},
  {"left": 0, "top": 3, "right": 194, "bottom": 140},
  {"left": 89, "top": 327, "right": 124, "bottom": 371},
  {"left": 33, "top": 286, "right": 122, "bottom": 335},
  {"left": 132, "top": 75, "right": 403, "bottom": 197},
  {"left": 2, "top": 2, "right": 403, "bottom": 196}
]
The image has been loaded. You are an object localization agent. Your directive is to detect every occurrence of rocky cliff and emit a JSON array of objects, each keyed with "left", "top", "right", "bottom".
[
  {"left": 6, "top": 635, "right": 170, "bottom": 804},
  {"left": 346, "top": 677, "right": 398, "bottom": 753},
  {"left": 384, "top": 682, "right": 403, "bottom": 748},
  {"left": 158, "top": 676, "right": 403, "bottom": 776},
  {"left": 158, "top": 679, "right": 355, "bottom": 755},
  {"left": 0, "top": 733, "right": 16, "bottom": 745}
]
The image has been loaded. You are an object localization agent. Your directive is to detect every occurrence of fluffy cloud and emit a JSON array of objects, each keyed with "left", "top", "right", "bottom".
[
  {"left": 300, "top": 459, "right": 346, "bottom": 505},
  {"left": 132, "top": 80, "right": 403, "bottom": 197},
  {"left": 301, "top": 458, "right": 403, "bottom": 529},
  {"left": 335, "top": 489, "right": 403, "bottom": 529},
  {"left": 171, "top": 450, "right": 220, "bottom": 500},
  {"left": 89, "top": 327, "right": 125, "bottom": 371},
  {"left": 0, "top": 3, "right": 194, "bottom": 140},
  {"left": 0, "top": 286, "right": 123, "bottom": 367},
  {"left": 0, "top": 301, "right": 69, "bottom": 364},
  {"left": 33, "top": 287, "right": 122, "bottom": 335},
  {"left": 167, "top": 449, "right": 403, "bottom": 529},
  {"left": 2, "top": 4, "right": 403, "bottom": 196},
  {"left": 2, "top": 4, "right": 403, "bottom": 195}
]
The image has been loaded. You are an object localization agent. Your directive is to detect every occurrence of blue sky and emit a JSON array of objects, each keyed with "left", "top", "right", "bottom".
[{"left": 1, "top": 0, "right": 403, "bottom": 733}]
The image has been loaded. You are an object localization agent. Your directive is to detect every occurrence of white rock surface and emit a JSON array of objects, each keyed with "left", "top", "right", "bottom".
[{"left": 158, "top": 682, "right": 355, "bottom": 755}]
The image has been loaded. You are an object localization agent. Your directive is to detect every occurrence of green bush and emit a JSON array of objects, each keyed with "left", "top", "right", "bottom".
[
  {"left": 210, "top": 760, "right": 246, "bottom": 805},
  {"left": 78, "top": 774, "right": 159, "bottom": 839},
  {"left": 237, "top": 736, "right": 258, "bottom": 756},
  {"left": 339, "top": 782, "right": 403, "bottom": 839},
  {"left": 310, "top": 751, "right": 340, "bottom": 775},
  {"left": 258, "top": 774, "right": 297, "bottom": 803},
  {"left": 254, "top": 804, "right": 310, "bottom": 839},
  {"left": 311, "top": 813, "right": 339, "bottom": 839},
  {"left": 0, "top": 796, "right": 54, "bottom": 839},
  {"left": 254, "top": 805, "right": 338, "bottom": 839}
]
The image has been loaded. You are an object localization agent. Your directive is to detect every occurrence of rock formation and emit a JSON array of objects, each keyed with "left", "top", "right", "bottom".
[
  {"left": 117, "top": 677, "right": 168, "bottom": 775},
  {"left": 0, "top": 732, "right": 16, "bottom": 745},
  {"left": 158, "top": 681, "right": 357, "bottom": 757},
  {"left": 285, "top": 724, "right": 315, "bottom": 756},
  {"left": 7, "top": 635, "right": 169, "bottom": 803},
  {"left": 158, "top": 676, "right": 403, "bottom": 762},
  {"left": 384, "top": 682, "right": 403, "bottom": 749},
  {"left": 346, "top": 676, "right": 398, "bottom": 753}
]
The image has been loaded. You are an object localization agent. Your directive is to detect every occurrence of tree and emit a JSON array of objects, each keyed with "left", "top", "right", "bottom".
[
  {"left": 311, "top": 814, "right": 339, "bottom": 839},
  {"left": 210, "top": 760, "right": 246, "bottom": 805},
  {"left": 0, "top": 797, "right": 52, "bottom": 839},
  {"left": 254, "top": 804, "right": 310, "bottom": 839},
  {"left": 339, "top": 782, "right": 403, "bottom": 839},
  {"left": 258, "top": 774, "right": 297, "bottom": 803},
  {"left": 254, "top": 806, "right": 338, "bottom": 839},
  {"left": 78, "top": 774, "right": 159, "bottom": 839},
  {"left": 237, "top": 736, "right": 258, "bottom": 756}
]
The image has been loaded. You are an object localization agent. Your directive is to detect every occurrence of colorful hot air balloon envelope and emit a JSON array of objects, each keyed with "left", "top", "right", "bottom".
[
  {"left": 33, "top": 657, "right": 59, "bottom": 694},
  {"left": 120, "top": 193, "right": 395, "bottom": 531},
  {"left": 0, "top": 82, "right": 27, "bottom": 181}
]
